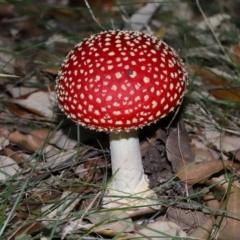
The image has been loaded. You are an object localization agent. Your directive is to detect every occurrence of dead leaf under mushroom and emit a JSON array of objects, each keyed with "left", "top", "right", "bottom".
[{"left": 166, "top": 121, "right": 195, "bottom": 173}]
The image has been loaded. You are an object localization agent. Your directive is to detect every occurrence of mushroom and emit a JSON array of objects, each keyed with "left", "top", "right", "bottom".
[{"left": 56, "top": 30, "right": 188, "bottom": 208}]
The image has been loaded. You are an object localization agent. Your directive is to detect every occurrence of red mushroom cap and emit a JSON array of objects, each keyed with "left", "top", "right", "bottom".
[{"left": 56, "top": 30, "right": 188, "bottom": 132}]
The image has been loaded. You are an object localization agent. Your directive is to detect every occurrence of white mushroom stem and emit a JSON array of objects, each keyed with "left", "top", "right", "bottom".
[
  {"left": 103, "top": 130, "right": 159, "bottom": 209},
  {"left": 109, "top": 130, "right": 148, "bottom": 193}
]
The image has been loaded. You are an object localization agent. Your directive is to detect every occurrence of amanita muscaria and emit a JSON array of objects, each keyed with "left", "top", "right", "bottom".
[{"left": 56, "top": 30, "right": 188, "bottom": 208}]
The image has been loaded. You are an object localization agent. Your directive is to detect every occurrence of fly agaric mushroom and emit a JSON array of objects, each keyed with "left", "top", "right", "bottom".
[{"left": 56, "top": 30, "right": 188, "bottom": 208}]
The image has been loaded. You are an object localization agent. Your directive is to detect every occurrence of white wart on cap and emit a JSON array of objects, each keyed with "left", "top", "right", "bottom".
[{"left": 56, "top": 30, "right": 188, "bottom": 132}]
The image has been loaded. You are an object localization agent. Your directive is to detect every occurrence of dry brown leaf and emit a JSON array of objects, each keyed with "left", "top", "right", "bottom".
[
  {"left": 8, "top": 131, "right": 46, "bottom": 152},
  {"left": 3, "top": 147, "right": 28, "bottom": 166},
  {"left": 203, "top": 188, "right": 221, "bottom": 211},
  {"left": 76, "top": 158, "right": 105, "bottom": 182},
  {"left": 186, "top": 190, "right": 217, "bottom": 239},
  {"left": 54, "top": 208, "right": 134, "bottom": 236},
  {"left": 87, "top": 210, "right": 134, "bottom": 235},
  {"left": 66, "top": 185, "right": 95, "bottom": 194},
  {"left": 70, "top": 0, "right": 114, "bottom": 12},
  {"left": 209, "top": 87, "right": 240, "bottom": 102},
  {"left": 165, "top": 207, "right": 206, "bottom": 231},
  {"left": 42, "top": 191, "right": 80, "bottom": 221},
  {"left": 40, "top": 66, "right": 59, "bottom": 74},
  {"left": 46, "top": 7, "right": 80, "bottom": 22},
  {"left": 30, "top": 128, "right": 51, "bottom": 140},
  {"left": 191, "top": 66, "right": 240, "bottom": 101},
  {"left": 10, "top": 90, "right": 56, "bottom": 119},
  {"left": 194, "top": 148, "right": 216, "bottom": 162},
  {"left": 188, "top": 217, "right": 214, "bottom": 240},
  {"left": 217, "top": 187, "right": 240, "bottom": 240},
  {"left": 166, "top": 121, "right": 194, "bottom": 173},
  {"left": 190, "top": 66, "right": 228, "bottom": 87},
  {"left": 232, "top": 148, "right": 240, "bottom": 161},
  {"left": 0, "top": 128, "right": 9, "bottom": 137},
  {"left": 5, "top": 222, "right": 41, "bottom": 239},
  {"left": 49, "top": 129, "right": 78, "bottom": 150},
  {"left": 6, "top": 83, "right": 38, "bottom": 98},
  {"left": 191, "top": 137, "right": 221, "bottom": 161},
  {"left": 14, "top": 55, "right": 34, "bottom": 77},
  {"left": 230, "top": 45, "right": 240, "bottom": 67},
  {"left": 40, "top": 147, "right": 76, "bottom": 170},
  {"left": 205, "top": 177, "right": 232, "bottom": 202},
  {"left": 4, "top": 102, "right": 32, "bottom": 118},
  {"left": 61, "top": 207, "right": 137, "bottom": 238},
  {"left": 177, "top": 160, "right": 232, "bottom": 185},
  {"left": 31, "top": 128, "right": 79, "bottom": 151},
  {"left": 190, "top": 137, "right": 206, "bottom": 149},
  {"left": 17, "top": 17, "right": 45, "bottom": 38},
  {"left": 155, "top": 27, "right": 166, "bottom": 39},
  {"left": 0, "top": 3, "right": 17, "bottom": 18},
  {"left": 156, "top": 128, "right": 167, "bottom": 143},
  {"left": 39, "top": 190, "right": 62, "bottom": 203},
  {"left": 0, "top": 136, "right": 9, "bottom": 151},
  {"left": 0, "top": 128, "right": 10, "bottom": 150},
  {"left": 136, "top": 221, "right": 186, "bottom": 239},
  {"left": 0, "top": 155, "right": 21, "bottom": 180},
  {"left": 210, "top": 134, "right": 240, "bottom": 154}
]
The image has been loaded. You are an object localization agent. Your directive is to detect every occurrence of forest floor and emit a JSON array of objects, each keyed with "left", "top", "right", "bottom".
[{"left": 1, "top": 0, "right": 240, "bottom": 239}]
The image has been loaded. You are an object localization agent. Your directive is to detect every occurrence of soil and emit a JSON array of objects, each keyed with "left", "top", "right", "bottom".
[{"left": 142, "top": 136, "right": 186, "bottom": 200}]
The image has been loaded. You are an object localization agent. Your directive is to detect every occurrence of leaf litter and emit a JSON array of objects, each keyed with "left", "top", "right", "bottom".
[{"left": 1, "top": 0, "right": 240, "bottom": 239}]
